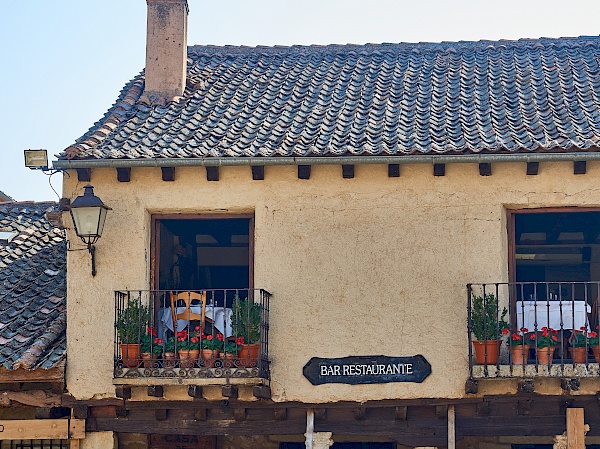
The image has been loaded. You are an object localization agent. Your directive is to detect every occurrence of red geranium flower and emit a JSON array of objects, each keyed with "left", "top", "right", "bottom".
[
  {"left": 235, "top": 336, "right": 244, "bottom": 345},
  {"left": 216, "top": 333, "right": 224, "bottom": 341}
]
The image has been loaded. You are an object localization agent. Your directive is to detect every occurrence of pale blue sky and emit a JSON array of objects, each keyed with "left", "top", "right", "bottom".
[{"left": 2, "top": 0, "right": 600, "bottom": 202}]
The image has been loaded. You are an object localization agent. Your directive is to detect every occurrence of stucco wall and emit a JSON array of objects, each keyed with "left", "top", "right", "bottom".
[{"left": 64, "top": 161, "right": 600, "bottom": 401}]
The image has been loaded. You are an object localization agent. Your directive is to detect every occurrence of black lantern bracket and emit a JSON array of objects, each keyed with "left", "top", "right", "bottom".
[{"left": 68, "top": 185, "right": 111, "bottom": 276}]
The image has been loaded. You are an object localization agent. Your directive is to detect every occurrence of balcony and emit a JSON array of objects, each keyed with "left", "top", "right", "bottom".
[
  {"left": 113, "top": 289, "right": 271, "bottom": 384},
  {"left": 467, "top": 282, "right": 600, "bottom": 380}
]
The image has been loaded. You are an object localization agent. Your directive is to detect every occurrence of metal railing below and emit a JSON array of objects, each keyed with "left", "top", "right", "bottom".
[{"left": 113, "top": 289, "right": 271, "bottom": 380}]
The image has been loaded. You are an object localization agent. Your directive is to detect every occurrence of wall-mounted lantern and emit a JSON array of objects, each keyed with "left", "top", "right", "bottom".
[{"left": 69, "top": 185, "right": 110, "bottom": 276}]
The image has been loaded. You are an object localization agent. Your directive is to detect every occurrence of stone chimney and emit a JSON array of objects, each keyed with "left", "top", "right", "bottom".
[{"left": 143, "top": 0, "right": 188, "bottom": 103}]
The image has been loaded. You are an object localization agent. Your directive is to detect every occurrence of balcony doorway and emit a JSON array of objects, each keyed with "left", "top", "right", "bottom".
[{"left": 153, "top": 215, "right": 253, "bottom": 293}]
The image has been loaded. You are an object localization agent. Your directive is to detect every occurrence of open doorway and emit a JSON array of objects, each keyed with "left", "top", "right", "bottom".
[{"left": 153, "top": 215, "right": 253, "bottom": 292}]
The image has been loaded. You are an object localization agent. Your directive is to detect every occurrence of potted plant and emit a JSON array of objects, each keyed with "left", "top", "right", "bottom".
[
  {"left": 176, "top": 327, "right": 201, "bottom": 368},
  {"left": 200, "top": 332, "right": 224, "bottom": 368},
  {"left": 508, "top": 327, "right": 530, "bottom": 365},
  {"left": 470, "top": 293, "right": 508, "bottom": 365},
  {"left": 163, "top": 335, "right": 177, "bottom": 368},
  {"left": 533, "top": 327, "right": 559, "bottom": 365},
  {"left": 223, "top": 336, "right": 245, "bottom": 358},
  {"left": 140, "top": 327, "right": 163, "bottom": 368},
  {"left": 569, "top": 327, "right": 591, "bottom": 363},
  {"left": 116, "top": 298, "right": 150, "bottom": 367},
  {"left": 232, "top": 296, "right": 261, "bottom": 363}
]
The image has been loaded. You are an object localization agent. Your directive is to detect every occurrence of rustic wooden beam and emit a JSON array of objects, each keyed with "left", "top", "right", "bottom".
[
  {"left": 194, "top": 408, "right": 207, "bottom": 421},
  {"left": 0, "top": 365, "right": 64, "bottom": 382},
  {"left": 252, "top": 385, "right": 271, "bottom": 399},
  {"left": 517, "top": 399, "right": 532, "bottom": 415},
  {"left": 561, "top": 399, "right": 575, "bottom": 414},
  {"left": 116, "top": 168, "right": 131, "bottom": 182},
  {"left": 76, "top": 169, "right": 91, "bottom": 182},
  {"left": 72, "top": 404, "right": 89, "bottom": 419},
  {"left": 435, "top": 405, "right": 448, "bottom": 418},
  {"left": 91, "top": 406, "right": 117, "bottom": 418},
  {"left": 188, "top": 385, "right": 203, "bottom": 399},
  {"left": 116, "top": 406, "right": 128, "bottom": 418},
  {"left": 433, "top": 163, "right": 445, "bottom": 176},
  {"left": 35, "top": 407, "right": 71, "bottom": 419},
  {"left": 476, "top": 401, "right": 490, "bottom": 417},
  {"left": 115, "top": 386, "right": 131, "bottom": 400},
  {"left": 61, "top": 395, "right": 124, "bottom": 408},
  {"left": 567, "top": 408, "right": 585, "bottom": 449},
  {"left": 574, "top": 161, "right": 587, "bottom": 175},
  {"left": 206, "top": 166, "right": 219, "bottom": 182},
  {"left": 352, "top": 407, "right": 367, "bottom": 421},
  {"left": 251, "top": 166, "right": 265, "bottom": 180},
  {"left": 161, "top": 167, "right": 176, "bottom": 181},
  {"left": 526, "top": 161, "right": 539, "bottom": 175},
  {"left": 222, "top": 385, "right": 238, "bottom": 399},
  {"left": 155, "top": 409, "right": 168, "bottom": 421},
  {"left": 388, "top": 164, "right": 400, "bottom": 177},
  {"left": 314, "top": 408, "right": 327, "bottom": 420},
  {"left": 342, "top": 164, "right": 354, "bottom": 179},
  {"left": 298, "top": 165, "right": 311, "bottom": 180},
  {"left": 274, "top": 408, "right": 287, "bottom": 421},
  {"left": 147, "top": 385, "right": 164, "bottom": 398},
  {"left": 0, "top": 419, "right": 85, "bottom": 441},
  {"left": 479, "top": 163, "right": 492, "bottom": 176},
  {"left": 233, "top": 408, "right": 246, "bottom": 422},
  {"left": 395, "top": 406, "right": 407, "bottom": 421},
  {"left": 1, "top": 391, "right": 61, "bottom": 408}
]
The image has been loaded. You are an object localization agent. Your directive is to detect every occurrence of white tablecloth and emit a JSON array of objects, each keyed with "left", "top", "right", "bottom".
[
  {"left": 158, "top": 306, "right": 233, "bottom": 338},
  {"left": 516, "top": 301, "right": 591, "bottom": 331}
]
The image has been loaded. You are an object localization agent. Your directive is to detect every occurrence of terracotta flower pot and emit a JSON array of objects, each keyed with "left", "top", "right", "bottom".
[
  {"left": 593, "top": 346, "right": 600, "bottom": 363},
  {"left": 120, "top": 343, "right": 140, "bottom": 368},
  {"left": 472, "top": 340, "right": 501, "bottom": 365},
  {"left": 237, "top": 343, "right": 260, "bottom": 367},
  {"left": 511, "top": 344, "right": 530, "bottom": 365},
  {"left": 570, "top": 347, "right": 588, "bottom": 363},
  {"left": 178, "top": 349, "right": 200, "bottom": 368},
  {"left": 537, "top": 346, "right": 556, "bottom": 365},
  {"left": 200, "top": 349, "right": 220, "bottom": 368},
  {"left": 141, "top": 352, "right": 157, "bottom": 368},
  {"left": 162, "top": 352, "right": 176, "bottom": 368}
]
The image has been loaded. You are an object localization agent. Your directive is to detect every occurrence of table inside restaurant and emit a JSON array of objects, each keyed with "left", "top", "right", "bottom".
[
  {"left": 158, "top": 306, "right": 233, "bottom": 340},
  {"left": 516, "top": 300, "right": 591, "bottom": 331}
]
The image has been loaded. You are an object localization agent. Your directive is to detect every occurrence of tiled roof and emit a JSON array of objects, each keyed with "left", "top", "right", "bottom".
[
  {"left": 0, "top": 202, "right": 66, "bottom": 371},
  {"left": 60, "top": 36, "right": 600, "bottom": 161}
]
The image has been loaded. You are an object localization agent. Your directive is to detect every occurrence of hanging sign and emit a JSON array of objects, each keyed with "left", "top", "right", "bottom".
[{"left": 303, "top": 355, "right": 431, "bottom": 385}]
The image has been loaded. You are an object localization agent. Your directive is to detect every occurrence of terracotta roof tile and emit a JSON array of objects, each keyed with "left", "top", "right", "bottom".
[{"left": 0, "top": 202, "right": 66, "bottom": 371}]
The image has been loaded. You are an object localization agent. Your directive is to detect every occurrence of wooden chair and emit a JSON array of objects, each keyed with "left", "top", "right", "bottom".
[{"left": 170, "top": 291, "right": 207, "bottom": 334}]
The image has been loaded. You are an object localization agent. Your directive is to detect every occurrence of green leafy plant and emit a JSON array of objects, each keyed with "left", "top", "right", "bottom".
[
  {"left": 140, "top": 327, "right": 163, "bottom": 356},
  {"left": 223, "top": 337, "right": 246, "bottom": 355},
  {"left": 471, "top": 293, "right": 508, "bottom": 342},
  {"left": 569, "top": 327, "right": 593, "bottom": 348},
  {"left": 163, "top": 336, "right": 177, "bottom": 353},
  {"left": 508, "top": 328, "right": 531, "bottom": 347},
  {"left": 116, "top": 298, "right": 150, "bottom": 344},
  {"left": 201, "top": 332, "right": 224, "bottom": 351},
  {"left": 232, "top": 296, "right": 261, "bottom": 344},
  {"left": 533, "top": 327, "right": 559, "bottom": 348},
  {"left": 176, "top": 327, "right": 201, "bottom": 351}
]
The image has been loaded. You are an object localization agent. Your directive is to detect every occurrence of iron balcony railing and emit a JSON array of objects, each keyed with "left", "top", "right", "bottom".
[
  {"left": 114, "top": 289, "right": 271, "bottom": 380},
  {"left": 467, "top": 282, "right": 600, "bottom": 378}
]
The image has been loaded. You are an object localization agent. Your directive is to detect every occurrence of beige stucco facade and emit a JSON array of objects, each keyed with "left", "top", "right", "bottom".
[{"left": 64, "top": 160, "right": 600, "bottom": 402}]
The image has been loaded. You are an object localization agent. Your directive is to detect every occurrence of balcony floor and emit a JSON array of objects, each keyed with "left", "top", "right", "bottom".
[{"left": 472, "top": 362, "right": 600, "bottom": 378}]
